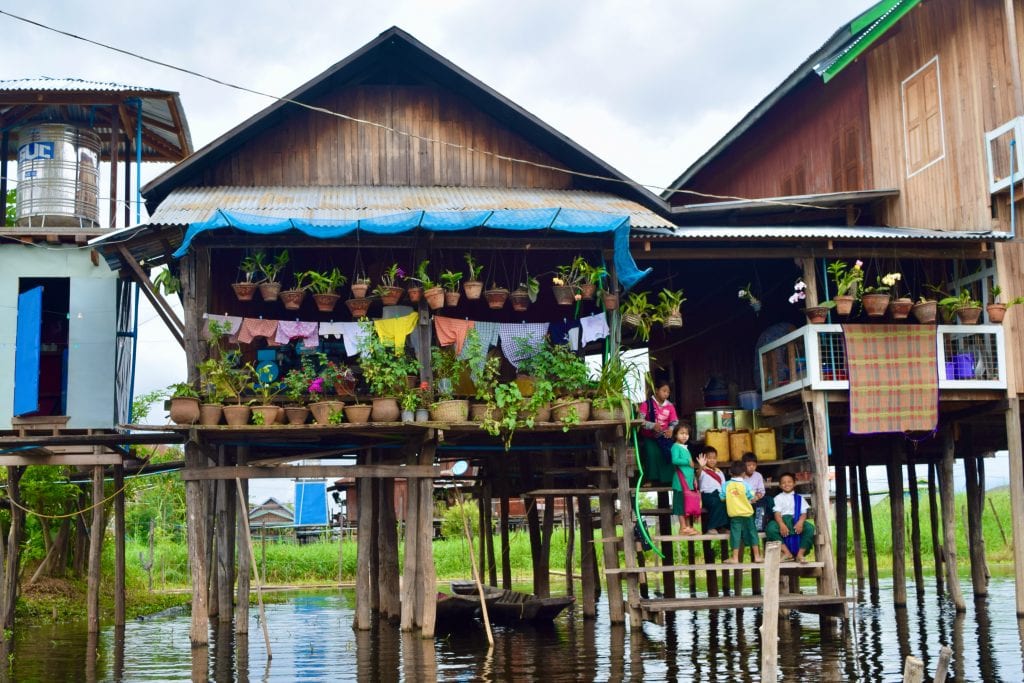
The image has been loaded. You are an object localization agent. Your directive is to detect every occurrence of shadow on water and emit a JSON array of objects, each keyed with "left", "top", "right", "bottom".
[{"left": 4, "top": 579, "right": 1024, "bottom": 681}]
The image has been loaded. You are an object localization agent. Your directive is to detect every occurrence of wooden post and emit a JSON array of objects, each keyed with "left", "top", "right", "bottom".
[
  {"left": 597, "top": 437, "right": 625, "bottom": 624},
  {"left": 933, "top": 645, "right": 953, "bottom": 683},
  {"left": 657, "top": 490, "right": 675, "bottom": 599},
  {"left": 499, "top": 493, "right": 511, "bottom": 590},
  {"left": 526, "top": 494, "right": 543, "bottom": 596},
  {"left": 760, "top": 541, "right": 782, "bottom": 681},
  {"left": 1005, "top": 397, "right": 1024, "bottom": 616},
  {"left": 378, "top": 476, "right": 401, "bottom": 622},
  {"left": 835, "top": 452, "right": 848, "bottom": 594},
  {"left": 477, "top": 488, "right": 487, "bottom": 590},
  {"left": 902, "top": 656, "right": 924, "bottom": 683},
  {"left": 805, "top": 393, "right": 839, "bottom": 600},
  {"left": 858, "top": 463, "right": 880, "bottom": 596},
  {"left": 1, "top": 467, "right": 23, "bottom": 630},
  {"left": 234, "top": 479, "right": 271, "bottom": 660},
  {"left": 114, "top": 464, "right": 126, "bottom": 627},
  {"left": 577, "top": 495, "right": 597, "bottom": 618},
  {"left": 86, "top": 465, "right": 104, "bottom": 633},
  {"left": 185, "top": 439, "right": 209, "bottom": 645},
  {"left": 905, "top": 451, "right": 924, "bottom": 597},
  {"left": 887, "top": 451, "right": 907, "bottom": 608},
  {"left": 206, "top": 462, "right": 218, "bottom": 621},
  {"left": 235, "top": 447, "right": 250, "bottom": 634},
  {"left": 354, "top": 471, "right": 374, "bottom": 630},
  {"left": 564, "top": 495, "right": 575, "bottom": 596},
  {"left": 940, "top": 428, "right": 967, "bottom": 612},
  {"left": 848, "top": 463, "right": 865, "bottom": 584},
  {"left": 416, "top": 442, "right": 437, "bottom": 637},
  {"left": 612, "top": 434, "right": 643, "bottom": 628},
  {"left": 400, "top": 447, "right": 421, "bottom": 632},
  {"left": 927, "top": 462, "right": 944, "bottom": 596},
  {"left": 486, "top": 485, "right": 497, "bottom": 587},
  {"left": 964, "top": 450, "right": 988, "bottom": 598},
  {"left": 703, "top": 540, "right": 719, "bottom": 597},
  {"left": 216, "top": 450, "right": 234, "bottom": 623},
  {"left": 369, "top": 455, "right": 380, "bottom": 615}
]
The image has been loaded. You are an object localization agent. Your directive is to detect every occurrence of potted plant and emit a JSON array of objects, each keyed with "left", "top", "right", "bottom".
[
  {"left": 399, "top": 386, "right": 421, "bottom": 422},
  {"left": 279, "top": 270, "right": 313, "bottom": 311},
  {"left": 737, "top": 283, "right": 761, "bottom": 313},
  {"left": 859, "top": 272, "right": 900, "bottom": 318},
  {"left": 280, "top": 364, "right": 311, "bottom": 425},
  {"left": 249, "top": 364, "right": 283, "bottom": 425},
  {"left": 580, "top": 262, "right": 608, "bottom": 300},
  {"left": 300, "top": 353, "right": 354, "bottom": 424},
  {"left": 510, "top": 274, "right": 539, "bottom": 312},
  {"left": 429, "top": 346, "right": 470, "bottom": 421},
  {"left": 465, "top": 330, "right": 502, "bottom": 421},
  {"left": 986, "top": 285, "right": 1024, "bottom": 323},
  {"left": 484, "top": 281, "right": 509, "bottom": 310},
  {"left": 413, "top": 381, "right": 432, "bottom": 422},
  {"left": 255, "top": 250, "right": 290, "bottom": 302},
  {"left": 621, "top": 291, "right": 655, "bottom": 341},
  {"left": 939, "top": 289, "right": 983, "bottom": 324},
  {"left": 152, "top": 268, "right": 181, "bottom": 296},
  {"left": 463, "top": 253, "right": 485, "bottom": 300},
  {"left": 306, "top": 267, "right": 348, "bottom": 313},
  {"left": 410, "top": 260, "right": 443, "bottom": 310},
  {"left": 480, "top": 380, "right": 532, "bottom": 450},
  {"left": 233, "top": 253, "right": 263, "bottom": 301},
  {"left": 790, "top": 279, "right": 830, "bottom": 323},
  {"left": 205, "top": 350, "right": 252, "bottom": 426},
  {"left": 358, "top": 323, "right": 421, "bottom": 422},
  {"left": 546, "top": 344, "right": 594, "bottom": 427},
  {"left": 440, "top": 270, "right": 463, "bottom": 308},
  {"left": 167, "top": 382, "right": 201, "bottom": 425},
  {"left": 404, "top": 269, "right": 424, "bottom": 304},
  {"left": 552, "top": 256, "right": 588, "bottom": 305},
  {"left": 351, "top": 272, "right": 371, "bottom": 299},
  {"left": 196, "top": 320, "right": 234, "bottom": 425},
  {"left": 912, "top": 290, "right": 939, "bottom": 324},
  {"left": 375, "top": 263, "right": 405, "bottom": 305},
  {"left": 590, "top": 356, "right": 631, "bottom": 421},
  {"left": 656, "top": 288, "right": 686, "bottom": 329},
  {"left": 826, "top": 259, "right": 864, "bottom": 316}
]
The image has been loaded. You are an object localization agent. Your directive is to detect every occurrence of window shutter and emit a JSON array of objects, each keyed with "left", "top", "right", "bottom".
[{"left": 903, "top": 58, "right": 944, "bottom": 175}]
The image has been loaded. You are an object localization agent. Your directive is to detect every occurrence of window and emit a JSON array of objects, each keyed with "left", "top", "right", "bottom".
[
  {"left": 902, "top": 56, "right": 945, "bottom": 177},
  {"left": 780, "top": 162, "right": 807, "bottom": 196},
  {"left": 831, "top": 125, "right": 862, "bottom": 191}
]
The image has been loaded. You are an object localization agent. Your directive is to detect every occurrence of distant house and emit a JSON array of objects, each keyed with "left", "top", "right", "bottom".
[{"left": 248, "top": 497, "right": 295, "bottom": 540}]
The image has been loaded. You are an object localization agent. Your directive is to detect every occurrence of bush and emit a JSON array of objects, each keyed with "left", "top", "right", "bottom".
[{"left": 440, "top": 499, "right": 479, "bottom": 539}]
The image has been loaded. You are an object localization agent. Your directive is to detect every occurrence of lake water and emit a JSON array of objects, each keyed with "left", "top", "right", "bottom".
[{"left": 6, "top": 577, "right": 1023, "bottom": 681}]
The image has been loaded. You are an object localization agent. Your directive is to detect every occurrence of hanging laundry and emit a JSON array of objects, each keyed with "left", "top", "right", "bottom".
[
  {"left": 580, "top": 312, "right": 610, "bottom": 346},
  {"left": 275, "top": 320, "right": 319, "bottom": 349},
  {"left": 434, "top": 316, "right": 476, "bottom": 354},
  {"left": 459, "top": 321, "right": 499, "bottom": 361},
  {"left": 548, "top": 319, "right": 579, "bottom": 346},
  {"left": 384, "top": 306, "right": 420, "bottom": 355},
  {"left": 338, "top": 322, "right": 368, "bottom": 357},
  {"left": 318, "top": 322, "right": 345, "bottom": 339},
  {"left": 202, "top": 314, "right": 242, "bottom": 341},
  {"left": 498, "top": 323, "right": 549, "bottom": 369},
  {"left": 374, "top": 312, "right": 418, "bottom": 354},
  {"left": 567, "top": 326, "right": 581, "bottom": 351},
  {"left": 237, "top": 318, "right": 280, "bottom": 345}
]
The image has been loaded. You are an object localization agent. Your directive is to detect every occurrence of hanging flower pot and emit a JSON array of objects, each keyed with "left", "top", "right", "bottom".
[
  {"left": 804, "top": 306, "right": 829, "bottom": 324},
  {"left": 955, "top": 306, "right": 983, "bottom": 325},
  {"left": 510, "top": 289, "right": 530, "bottom": 312},
  {"left": 444, "top": 291, "right": 461, "bottom": 307},
  {"left": 889, "top": 297, "right": 913, "bottom": 320},
  {"left": 345, "top": 297, "right": 371, "bottom": 317},
  {"left": 379, "top": 286, "right": 404, "bottom": 306},
  {"left": 662, "top": 307, "right": 683, "bottom": 329},
  {"left": 424, "top": 286, "right": 445, "bottom": 310},
  {"left": 407, "top": 286, "right": 423, "bottom": 303},
  {"left": 552, "top": 285, "right": 575, "bottom": 306},
  {"left": 312, "top": 293, "right": 340, "bottom": 313},
  {"left": 602, "top": 292, "right": 619, "bottom": 311},
  {"left": 279, "top": 289, "right": 306, "bottom": 311},
  {"left": 987, "top": 303, "right": 1007, "bottom": 323},
  {"left": 351, "top": 282, "right": 370, "bottom": 299},
  {"left": 579, "top": 283, "right": 597, "bottom": 300},
  {"left": 622, "top": 312, "right": 643, "bottom": 328},
  {"left": 484, "top": 287, "right": 509, "bottom": 310},
  {"left": 912, "top": 300, "right": 937, "bottom": 324},
  {"left": 861, "top": 293, "right": 890, "bottom": 318},
  {"left": 259, "top": 282, "right": 282, "bottom": 302},
  {"left": 833, "top": 295, "right": 856, "bottom": 316},
  {"left": 464, "top": 281, "right": 484, "bottom": 300},
  {"left": 232, "top": 282, "right": 257, "bottom": 302}
]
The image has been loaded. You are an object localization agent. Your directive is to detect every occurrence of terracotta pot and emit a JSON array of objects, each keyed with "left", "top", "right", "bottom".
[
  {"left": 579, "top": 283, "right": 597, "bottom": 300},
  {"left": 889, "top": 298, "right": 913, "bottom": 320},
  {"left": 484, "top": 288, "right": 509, "bottom": 310},
  {"left": 169, "top": 397, "right": 200, "bottom": 425},
  {"left": 310, "top": 401, "right": 345, "bottom": 424},
  {"left": 222, "top": 405, "right": 251, "bottom": 427},
  {"left": 834, "top": 295, "right": 856, "bottom": 316},
  {"left": 602, "top": 292, "right": 619, "bottom": 311},
  {"left": 862, "top": 293, "right": 891, "bottom": 318},
  {"left": 987, "top": 303, "right": 1007, "bottom": 323},
  {"left": 534, "top": 402, "right": 552, "bottom": 422},
  {"left": 312, "top": 293, "right": 340, "bottom": 312},
  {"left": 804, "top": 306, "right": 829, "bottom": 324},
  {"left": 284, "top": 406, "right": 310, "bottom": 425},
  {"left": 259, "top": 282, "right": 282, "bottom": 302},
  {"left": 955, "top": 306, "right": 983, "bottom": 325},
  {"left": 592, "top": 406, "right": 625, "bottom": 421},
  {"left": 344, "top": 404, "right": 372, "bottom": 424},
  {"left": 510, "top": 289, "right": 530, "bottom": 312},
  {"left": 464, "top": 281, "right": 484, "bottom": 300},
  {"left": 371, "top": 397, "right": 401, "bottom": 422},
  {"left": 663, "top": 308, "right": 683, "bottom": 329},
  {"left": 250, "top": 405, "right": 281, "bottom": 425},
  {"left": 514, "top": 375, "right": 535, "bottom": 397},
  {"left": 350, "top": 282, "right": 370, "bottom": 299},
  {"left": 279, "top": 289, "right": 306, "bottom": 310},
  {"left": 424, "top": 286, "right": 445, "bottom": 310},
  {"left": 407, "top": 286, "right": 423, "bottom": 303},
  {"left": 469, "top": 403, "right": 494, "bottom": 422},
  {"left": 379, "top": 286, "right": 404, "bottom": 305},
  {"left": 444, "top": 291, "right": 461, "bottom": 308},
  {"left": 232, "top": 282, "right": 257, "bottom": 301},
  {"left": 912, "top": 300, "right": 937, "bottom": 324},
  {"left": 345, "top": 297, "right": 371, "bottom": 317},
  {"left": 551, "top": 399, "right": 591, "bottom": 423},
  {"left": 552, "top": 285, "right": 574, "bottom": 306},
  {"left": 199, "top": 403, "right": 223, "bottom": 426}
]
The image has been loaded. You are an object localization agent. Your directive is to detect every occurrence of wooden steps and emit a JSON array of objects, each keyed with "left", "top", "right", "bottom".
[
  {"left": 596, "top": 532, "right": 766, "bottom": 544},
  {"left": 639, "top": 593, "right": 853, "bottom": 612},
  {"left": 605, "top": 560, "right": 824, "bottom": 575},
  {"left": 522, "top": 488, "right": 616, "bottom": 496}
]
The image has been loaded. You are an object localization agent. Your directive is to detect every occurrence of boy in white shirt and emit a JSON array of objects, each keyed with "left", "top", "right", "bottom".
[{"left": 765, "top": 472, "right": 815, "bottom": 562}]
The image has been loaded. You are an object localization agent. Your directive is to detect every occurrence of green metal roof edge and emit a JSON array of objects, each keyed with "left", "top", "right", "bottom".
[{"left": 821, "top": 0, "right": 921, "bottom": 83}]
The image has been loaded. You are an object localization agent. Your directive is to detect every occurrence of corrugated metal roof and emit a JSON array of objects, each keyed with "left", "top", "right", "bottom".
[
  {"left": 146, "top": 185, "right": 676, "bottom": 229},
  {"left": 634, "top": 225, "right": 1005, "bottom": 241},
  {"left": 0, "top": 77, "right": 153, "bottom": 91},
  {"left": 673, "top": 189, "right": 900, "bottom": 219}
]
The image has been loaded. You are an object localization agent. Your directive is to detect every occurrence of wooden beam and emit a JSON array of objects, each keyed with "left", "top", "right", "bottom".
[
  {"left": 1004, "top": 397, "right": 1024, "bottom": 616},
  {"left": 0, "top": 432, "right": 183, "bottom": 447},
  {"left": 940, "top": 428, "right": 967, "bottom": 612},
  {"left": 635, "top": 245, "right": 993, "bottom": 261},
  {"left": 86, "top": 466, "right": 104, "bottom": 633},
  {"left": 184, "top": 440, "right": 209, "bottom": 645},
  {"left": 0, "top": 454, "right": 123, "bottom": 466},
  {"left": 235, "top": 447, "right": 250, "bottom": 635},
  {"left": 116, "top": 244, "right": 185, "bottom": 346},
  {"left": 182, "top": 465, "right": 441, "bottom": 480},
  {"left": 113, "top": 465, "right": 126, "bottom": 627}
]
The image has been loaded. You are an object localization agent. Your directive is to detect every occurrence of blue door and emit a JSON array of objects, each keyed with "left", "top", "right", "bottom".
[{"left": 13, "top": 286, "right": 43, "bottom": 416}]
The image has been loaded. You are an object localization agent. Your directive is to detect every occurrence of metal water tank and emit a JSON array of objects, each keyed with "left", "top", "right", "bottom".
[{"left": 15, "top": 124, "right": 101, "bottom": 228}]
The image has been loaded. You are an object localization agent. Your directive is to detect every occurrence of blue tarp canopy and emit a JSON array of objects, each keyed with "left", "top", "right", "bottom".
[
  {"left": 294, "top": 481, "right": 329, "bottom": 527},
  {"left": 172, "top": 208, "right": 651, "bottom": 290}
]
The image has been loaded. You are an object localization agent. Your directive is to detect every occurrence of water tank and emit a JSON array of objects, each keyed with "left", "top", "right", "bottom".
[{"left": 15, "top": 124, "right": 101, "bottom": 228}]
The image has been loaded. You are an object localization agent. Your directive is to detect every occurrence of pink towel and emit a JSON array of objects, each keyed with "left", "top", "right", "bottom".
[
  {"left": 275, "top": 320, "right": 319, "bottom": 348},
  {"left": 434, "top": 316, "right": 476, "bottom": 354},
  {"left": 237, "top": 318, "right": 280, "bottom": 345}
]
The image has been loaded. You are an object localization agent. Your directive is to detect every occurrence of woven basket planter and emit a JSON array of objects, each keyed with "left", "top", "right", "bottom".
[
  {"left": 622, "top": 312, "right": 643, "bottom": 328},
  {"left": 464, "top": 281, "right": 484, "bottom": 300},
  {"left": 551, "top": 399, "right": 591, "bottom": 423},
  {"left": 484, "top": 288, "right": 509, "bottom": 310},
  {"left": 469, "top": 403, "right": 502, "bottom": 422},
  {"left": 312, "top": 293, "right": 340, "bottom": 313},
  {"left": 430, "top": 399, "right": 469, "bottom": 422},
  {"left": 663, "top": 309, "right": 683, "bottom": 328}
]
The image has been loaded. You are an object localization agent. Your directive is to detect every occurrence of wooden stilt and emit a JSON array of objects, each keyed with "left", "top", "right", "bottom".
[
  {"left": 927, "top": 462, "right": 944, "bottom": 597},
  {"left": 858, "top": 463, "right": 880, "bottom": 597},
  {"left": 611, "top": 435, "right": 642, "bottom": 628},
  {"left": 485, "top": 484, "right": 497, "bottom": 587},
  {"left": 216, "top": 450, "right": 234, "bottom": 623},
  {"left": 597, "top": 438, "right": 625, "bottom": 624},
  {"left": 114, "top": 464, "right": 126, "bottom": 627},
  {"left": 525, "top": 492, "right": 543, "bottom": 596},
  {"left": 368, "top": 465, "right": 380, "bottom": 615},
  {"left": 835, "top": 452, "right": 848, "bottom": 594},
  {"left": 940, "top": 428, "right": 967, "bottom": 612},
  {"left": 805, "top": 394, "right": 839, "bottom": 601},
  {"left": 400, "top": 448, "right": 421, "bottom": 632},
  {"left": 86, "top": 465, "right": 104, "bottom": 633},
  {"left": 1005, "top": 397, "right": 1024, "bottom": 616},
  {"left": 565, "top": 495, "right": 575, "bottom": 596},
  {"left": 1, "top": 467, "right": 23, "bottom": 630},
  {"left": 500, "top": 493, "right": 511, "bottom": 590},
  {"left": 848, "top": 464, "right": 864, "bottom": 585},
  {"left": 760, "top": 542, "right": 782, "bottom": 681},
  {"left": 378, "top": 476, "right": 401, "bottom": 622},
  {"left": 577, "top": 495, "right": 597, "bottom": 618},
  {"left": 354, "top": 469, "right": 374, "bottom": 630},
  {"left": 703, "top": 540, "right": 719, "bottom": 597},
  {"left": 905, "top": 451, "right": 924, "bottom": 597},
  {"left": 185, "top": 440, "right": 209, "bottom": 645},
  {"left": 206, "top": 462, "right": 218, "bottom": 621},
  {"left": 235, "top": 447, "right": 250, "bottom": 634},
  {"left": 477, "top": 487, "right": 486, "bottom": 590},
  {"left": 964, "top": 453, "right": 988, "bottom": 598},
  {"left": 234, "top": 479, "right": 271, "bottom": 660},
  {"left": 689, "top": 541, "right": 699, "bottom": 596},
  {"left": 887, "top": 450, "right": 907, "bottom": 608},
  {"left": 657, "top": 490, "right": 675, "bottom": 599},
  {"left": 416, "top": 442, "right": 437, "bottom": 637}
]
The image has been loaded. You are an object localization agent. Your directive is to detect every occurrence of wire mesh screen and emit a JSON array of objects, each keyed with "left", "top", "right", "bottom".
[
  {"left": 761, "top": 335, "right": 807, "bottom": 391},
  {"left": 941, "top": 330, "right": 1001, "bottom": 381},
  {"left": 816, "top": 331, "right": 847, "bottom": 381}
]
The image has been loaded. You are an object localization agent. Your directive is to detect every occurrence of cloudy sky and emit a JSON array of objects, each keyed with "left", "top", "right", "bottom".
[{"left": 6, "top": 1, "right": 886, "bottom": 501}]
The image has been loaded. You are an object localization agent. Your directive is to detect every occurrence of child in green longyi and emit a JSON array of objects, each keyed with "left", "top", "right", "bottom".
[{"left": 721, "top": 460, "right": 762, "bottom": 564}]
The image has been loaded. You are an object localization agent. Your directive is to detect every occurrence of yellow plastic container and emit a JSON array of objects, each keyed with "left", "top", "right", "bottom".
[
  {"left": 753, "top": 428, "right": 778, "bottom": 461},
  {"left": 704, "top": 429, "right": 731, "bottom": 463},
  {"left": 729, "top": 429, "right": 753, "bottom": 462}
]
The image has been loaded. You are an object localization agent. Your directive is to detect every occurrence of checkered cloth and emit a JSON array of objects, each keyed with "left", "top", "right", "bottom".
[
  {"left": 498, "top": 323, "right": 549, "bottom": 369},
  {"left": 843, "top": 324, "right": 938, "bottom": 434}
]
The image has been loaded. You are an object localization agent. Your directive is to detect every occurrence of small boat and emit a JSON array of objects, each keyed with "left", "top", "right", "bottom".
[
  {"left": 450, "top": 582, "right": 575, "bottom": 624},
  {"left": 434, "top": 591, "right": 497, "bottom": 626}
]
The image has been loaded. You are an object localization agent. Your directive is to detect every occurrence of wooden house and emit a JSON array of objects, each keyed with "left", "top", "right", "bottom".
[
  {"left": 248, "top": 497, "right": 295, "bottom": 540},
  {"left": 661, "top": 0, "right": 1024, "bottom": 615}
]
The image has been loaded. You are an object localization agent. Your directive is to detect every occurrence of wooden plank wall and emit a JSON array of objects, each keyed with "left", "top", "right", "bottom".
[{"left": 198, "top": 85, "right": 572, "bottom": 190}]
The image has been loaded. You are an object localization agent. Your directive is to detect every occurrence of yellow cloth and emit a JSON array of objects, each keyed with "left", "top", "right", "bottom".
[
  {"left": 374, "top": 312, "right": 419, "bottom": 354},
  {"left": 723, "top": 478, "right": 754, "bottom": 518}
]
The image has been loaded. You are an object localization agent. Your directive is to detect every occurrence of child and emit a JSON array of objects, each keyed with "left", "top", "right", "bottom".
[
  {"left": 721, "top": 460, "right": 762, "bottom": 563},
  {"left": 670, "top": 422, "right": 699, "bottom": 535},
  {"left": 697, "top": 445, "right": 728, "bottom": 534},
  {"left": 742, "top": 452, "right": 770, "bottom": 531},
  {"left": 637, "top": 379, "right": 679, "bottom": 485},
  {"left": 766, "top": 472, "right": 816, "bottom": 563}
]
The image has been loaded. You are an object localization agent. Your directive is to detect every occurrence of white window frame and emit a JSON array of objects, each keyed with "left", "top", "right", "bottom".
[{"left": 901, "top": 55, "right": 946, "bottom": 179}]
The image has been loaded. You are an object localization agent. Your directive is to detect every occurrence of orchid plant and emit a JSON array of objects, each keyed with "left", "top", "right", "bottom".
[
  {"left": 380, "top": 264, "right": 405, "bottom": 288},
  {"left": 863, "top": 272, "right": 901, "bottom": 295},
  {"left": 788, "top": 280, "right": 807, "bottom": 305},
  {"left": 738, "top": 282, "right": 761, "bottom": 312},
  {"left": 826, "top": 259, "right": 864, "bottom": 297}
]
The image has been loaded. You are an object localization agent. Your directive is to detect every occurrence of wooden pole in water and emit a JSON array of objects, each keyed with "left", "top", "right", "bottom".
[
  {"left": 1004, "top": 397, "right": 1024, "bottom": 617},
  {"left": 378, "top": 476, "right": 401, "bottom": 622},
  {"left": 184, "top": 439, "right": 209, "bottom": 645},
  {"left": 235, "top": 479, "right": 271, "bottom": 659},
  {"left": 565, "top": 494, "right": 575, "bottom": 596},
  {"left": 400, "top": 448, "right": 420, "bottom": 632},
  {"left": 499, "top": 492, "right": 511, "bottom": 590},
  {"left": 596, "top": 439, "right": 625, "bottom": 624},
  {"left": 216, "top": 449, "right": 233, "bottom": 623},
  {"left": 886, "top": 449, "right": 907, "bottom": 608},
  {"left": 416, "top": 443, "right": 437, "bottom": 637},
  {"left": 939, "top": 428, "right": 967, "bottom": 612},
  {"left": 657, "top": 490, "right": 675, "bottom": 600},
  {"left": 858, "top": 463, "right": 880, "bottom": 597},
  {"left": 354, "top": 472, "right": 373, "bottom": 630},
  {"left": 927, "top": 462, "right": 944, "bottom": 596},
  {"left": 835, "top": 452, "right": 848, "bottom": 594},
  {"left": 905, "top": 451, "right": 924, "bottom": 598},
  {"left": 86, "top": 465, "right": 104, "bottom": 633},
  {"left": 933, "top": 644, "right": 952, "bottom": 682},
  {"left": 902, "top": 655, "right": 924, "bottom": 683},
  {"left": 114, "top": 463, "right": 126, "bottom": 627},
  {"left": 848, "top": 463, "right": 864, "bottom": 585},
  {"left": 759, "top": 541, "right": 782, "bottom": 681},
  {"left": 235, "top": 447, "right": 250, "bottom": 635},
  {"left": 486, "top": 485, "right": 497, "bottom": 587},
  {"left": 1, "top": 467, "right": 23, "bottom": 630},
  {"left": 454, "top": 483, "right": 493, "bottom": 648},
  {"left": 964, "top": 453, "right": 988, "bottom": 598},
  {"left": 577, "top": 495, "right": 597, "bottom": 617}
]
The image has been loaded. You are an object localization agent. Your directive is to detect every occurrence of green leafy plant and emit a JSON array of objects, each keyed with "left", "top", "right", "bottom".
[
  {"left": 583, "top": 261, "right": 608, "bottom": 285},
  {"left": 654, "top": 288, "right": 686, "bottom": 321},
  {"left": 251, "top": 410, "right": 266, "bottom": 426},
  {"left": 938, "top": 289, "right": 981, "bottom": 317},
  {"left": 553, "top": 255, "right": 589, "bottom": 291},
  {"left": 520, "top": 274, "right": 540, "bottom": 303},
  {"left": 411, "top": 260, "right": 436, "bottom": 289},
  {"left": 328, "top": 409, "right": 345, "bottom": 425},
  {"left": 431, "top": 346, "right": 469, "bottom": 401},
  {"left": 281, "top": 365, "right": 313, "bottom": 406},
  {"left": 250, "top": 364, "right": 283, "bottom": 405},
  {"left": 464, "top": 253, "right": 484, "bottom": 281},
  {"left": 152, "top": 269, "right": 180, "bottom": 296},
  {"left": 255, "top": 250, "right": 290, "bottom": 284},
  {"left": 989, "top": 285, "right": 1024, "bottom": 307},
  {"left": 826, "top": 259, "right": 865, "bottom": 297},
  {"left": 400, "top": 388, "right": 423, "bottom": 412},
  {"left": 287, "top": 270, "right": 314, "bottom": 292},
  {"left": 481, "top": 381, "right": 531, "bottom": 451},
  {"left": 440, "top": 269, "right": 463, "bottom": 293},
  {"left": 166, "top": 382, "right": 199, "bottom": 399},
  {"left": 862, "top": 272, "right": 901, "bottom": 295},
  {"left": 621, "top": 291, "right": 655, "bottom": 341},
  {"left": 306, "top": 268, "right": 347, "bottom": 295},
  {"left": 357, "top": 322, "right": 421, "bottom": 397},
  {"left": 380, "top": 263, "right": 404, "bottom": 288},
  {"left": 197, "top": 321, "right": 251, "bottom": 406},
  {"left": 239, "top": 254, "right": 263, "bottom": 284},
  {"left": 558, "top": 405, "right": 580, "bottom": 432}
]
